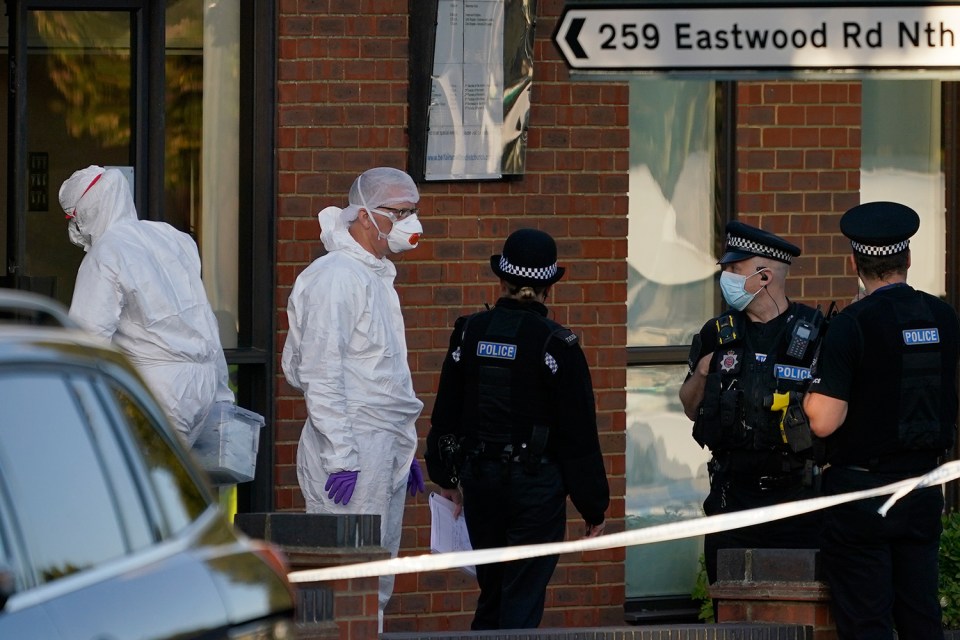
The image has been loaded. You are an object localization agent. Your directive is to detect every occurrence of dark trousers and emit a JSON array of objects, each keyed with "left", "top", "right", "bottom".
[
  {"left": 820, "top": 466, "right": 944, "bottom": 640},
  {"left": 703, "top": 472, "right": 821, "bottom": 583},
  {"left": 460, "top": 458, "right": 566, "bottom": 630}
]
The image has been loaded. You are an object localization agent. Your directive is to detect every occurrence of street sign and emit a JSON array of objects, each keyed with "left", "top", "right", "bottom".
[{"left": 553, "top": 3, "right": 960, "bottom": 75}]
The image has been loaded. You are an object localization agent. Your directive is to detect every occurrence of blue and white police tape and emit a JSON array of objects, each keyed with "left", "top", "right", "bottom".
[{"left": 286, "top": 460, "right": 960, "bottom": 584}]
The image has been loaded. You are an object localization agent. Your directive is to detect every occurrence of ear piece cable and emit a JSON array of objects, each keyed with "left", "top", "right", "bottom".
[{"left": 758, "top": 268, "right": 781, "bottom": 316}]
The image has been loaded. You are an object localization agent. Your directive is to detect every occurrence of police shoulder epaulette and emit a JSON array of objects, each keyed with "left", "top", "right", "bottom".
[
  {"left": 453, "top": 315, "right": 468, "bottom": 337},
  {"left": 456, "top": 311, "right": 482, "bottom": 341},
  {"left": 552, "top": 327, "right": 579, "bottom": 347}
]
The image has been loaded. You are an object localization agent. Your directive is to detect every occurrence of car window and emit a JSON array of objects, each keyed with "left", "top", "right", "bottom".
[
  {"left": 0, "top": 372, "right": 132, "bottom": 587},
  {"left": 109, "top": 384, "right": 210, "bottom": 534},
  {"left": 75, "top": 377, "right": 154, "bottom": 549}
]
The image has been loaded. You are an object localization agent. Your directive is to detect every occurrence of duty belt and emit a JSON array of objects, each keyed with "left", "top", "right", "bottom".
[
  {"left": 729, "top": 471, "right": 804, "bottom": 492},
  {"left": 469, "top": 442, "right": 554, "bottom": 464}
]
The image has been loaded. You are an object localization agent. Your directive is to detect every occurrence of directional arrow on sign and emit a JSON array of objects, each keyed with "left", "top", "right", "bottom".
[{"left": 564, "top": 17, "right": 588, "bottom": 59}]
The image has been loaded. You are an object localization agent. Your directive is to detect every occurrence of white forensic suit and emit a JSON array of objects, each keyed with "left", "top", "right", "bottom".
[
  {"left": 60, "top": 165, "right": 233, "bottom": 445},
  {"left": 282, "top": 206, "right": 422, "bottom": 616}
]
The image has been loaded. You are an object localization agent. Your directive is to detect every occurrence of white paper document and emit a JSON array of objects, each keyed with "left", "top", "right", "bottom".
[{"left": 429, "top": 492, "right": 476, "bottom": 576}]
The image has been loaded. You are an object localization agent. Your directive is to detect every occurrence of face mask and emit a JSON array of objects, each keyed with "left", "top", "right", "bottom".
[
  {"left": 369, "top": 210, "right": 422, "bottom": 253},
  {"left": 68, "top": 219, "right": 89, "bottom": 251},
  {"left": 719, "top": 269, "right": 766, "bottom": 311},
  {"left": 384, "top": 213, "right": 422, "bottom": 253}
]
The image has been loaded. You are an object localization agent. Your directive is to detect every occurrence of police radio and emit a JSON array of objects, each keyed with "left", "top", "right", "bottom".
[{"left": 786, "top": 318, "right": 818, "bottom": 359}]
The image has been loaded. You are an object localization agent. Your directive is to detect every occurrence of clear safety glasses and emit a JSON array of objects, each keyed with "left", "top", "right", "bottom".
[
  {"left": 64, "top": 172, "right": 104, "bottom": 219},
  {"left": 372, "top": 206, "right": 419, "bottom": 223}
]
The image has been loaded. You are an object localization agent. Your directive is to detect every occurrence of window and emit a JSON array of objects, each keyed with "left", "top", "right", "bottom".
[
  {"left": 625, "top": 78, "right": 719, "bottom": 607},
  {"left": 861, "top": 80, "right": 945, "bottom": 297},
  {"left": 164, "top": 1, "right": 241, "bottom": 348}
]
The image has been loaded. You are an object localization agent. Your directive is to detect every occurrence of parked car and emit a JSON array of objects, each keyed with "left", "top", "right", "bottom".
[{"left": 0, "top": 289, "right": 295, "bottom": 639}]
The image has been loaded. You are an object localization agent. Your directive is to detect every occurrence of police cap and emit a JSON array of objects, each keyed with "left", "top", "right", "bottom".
[
  {"left": 718, "top": 220, "right": 801, "bottom": 265},
  {"left": 491, "top": 228, "right": 565, "bottom": 287},
  {"left": 840, "top": 201, "right": 920, "bottom": 256}
]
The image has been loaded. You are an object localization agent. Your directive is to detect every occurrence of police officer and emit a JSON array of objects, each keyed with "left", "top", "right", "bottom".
[
  {"left": 425, "top": 228, "right": 609, "bottom": 630},
  {"left": 804, "top": 201, "right": 959, "bottom": 639},
  {"left": 680, "top": 221, "right": 824, "bottom": 583}
]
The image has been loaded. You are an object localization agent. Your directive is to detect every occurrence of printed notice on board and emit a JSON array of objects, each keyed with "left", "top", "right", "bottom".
[
  {"left": 429, "top": 492, "right": 476, "bottom": 576},
  {"left": 425, "top": 0, "right": 504, "bottom": 180}
]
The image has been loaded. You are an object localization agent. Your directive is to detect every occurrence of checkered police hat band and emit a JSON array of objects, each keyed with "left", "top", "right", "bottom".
[
  {"left": 727, "top": 234, "right": 793, "bottom": 263},
  {"left": 499, "top": 256, "right": 558, "bottom": 282},
  {"left": 850, "top": 239, "right": 910, "bottom": 256}
]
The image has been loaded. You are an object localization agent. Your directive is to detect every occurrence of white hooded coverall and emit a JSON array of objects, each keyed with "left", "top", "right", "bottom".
[
  {"left": 60, "top": 165, "right": 233, "bottom": 445},
  {"left": 282, "top": 205, "right": 422, "bottom": 615}
]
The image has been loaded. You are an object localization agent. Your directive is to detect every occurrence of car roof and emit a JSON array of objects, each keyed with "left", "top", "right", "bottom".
[
  {"left": 0, "top": 326, "right": 134, "bottom": 371},
  {"left": 0, "top": 289, "right": 137, "bottom": 376}
]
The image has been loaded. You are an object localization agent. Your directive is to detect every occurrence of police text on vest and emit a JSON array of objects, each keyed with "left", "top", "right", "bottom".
[
  {"left": 477, "top": 341, "right": 518, "bottom": 359},
  {"left": 903, "top": 328, "right": 940, "bottom": 345}
]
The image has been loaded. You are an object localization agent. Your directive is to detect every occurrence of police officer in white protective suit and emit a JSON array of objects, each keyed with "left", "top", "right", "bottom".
[
  {"left": 60, "top": 165, "right": 234, "bottom": 445},
  {"left": 281, "top": 167, "right": 426, "bottom": 626}
]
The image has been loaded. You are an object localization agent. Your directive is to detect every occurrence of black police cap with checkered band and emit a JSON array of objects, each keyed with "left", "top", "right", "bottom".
[
  {"left": 490, "top": 228, "right": 565, "bottom": 287},
  {"left": 840, "top": 201, "right": 920, "bottom": 257},
  {"left": 718, "top": 220, "right": 801, "bottom": 265}
]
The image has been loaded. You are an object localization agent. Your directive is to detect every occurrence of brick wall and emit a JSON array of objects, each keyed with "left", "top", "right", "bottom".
[
  {"left": 274, "top": 0, "right": 869, "bottom": 634},
  {"left": 275, "top": 0, "right": 627, "bottom": 633},
  {"left": 736, "top": 81, "right": 862, "bottom": 309}
]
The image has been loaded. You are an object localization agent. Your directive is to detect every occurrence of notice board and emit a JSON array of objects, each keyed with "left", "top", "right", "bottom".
[{"left": 410, "top": 0, "right": 536, "bottom": 181}]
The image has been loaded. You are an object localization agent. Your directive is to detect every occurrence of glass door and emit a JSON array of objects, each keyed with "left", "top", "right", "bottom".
[
  {"left": 2, "top": 2, "right": 155, "bottom": 307},
  {"left": 3, "top": 1, "right": 278, "bottom": 513}
]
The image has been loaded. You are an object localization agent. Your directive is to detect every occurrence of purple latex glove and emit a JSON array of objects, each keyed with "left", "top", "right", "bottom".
[
  {"left": 407, "top": 458, "right": 425, "bottom": 497},
  {"left": 325, "top": 470, "right": 359, "bottom": 505}
]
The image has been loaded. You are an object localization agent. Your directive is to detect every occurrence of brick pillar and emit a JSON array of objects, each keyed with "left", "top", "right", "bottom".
[
  {"left": 235, "top": 513, "right": 388, "bottom": 640},
  {"left": 710, "top": 548, "right": 836, "bottom": 640}
]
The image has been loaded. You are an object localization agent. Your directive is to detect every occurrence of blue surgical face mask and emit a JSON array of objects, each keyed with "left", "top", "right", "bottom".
[{"left": 719, "top": 269, "right": 766, "bottom": 311}]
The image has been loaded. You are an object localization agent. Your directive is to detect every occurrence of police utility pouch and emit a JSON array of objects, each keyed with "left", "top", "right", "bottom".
[
  {"left": 768, "top": 391, "right": 813, "bottom": 453},
  {"left": 693, "top": 372, "right": 724, "bottom": 449},
  {"left": 782, "top": 399, "right": 814, "bottom": 453}
]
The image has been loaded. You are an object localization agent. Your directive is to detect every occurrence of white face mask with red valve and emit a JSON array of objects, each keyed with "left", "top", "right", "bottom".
[{"left": 369, "top": 210, "right": 422, "bottom": 253}]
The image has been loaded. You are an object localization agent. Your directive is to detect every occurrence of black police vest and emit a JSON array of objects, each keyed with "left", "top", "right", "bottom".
[
  {"left": 456, "top": 302, "right": 576, "bottom": 449},
  {"left": 822, "top": 288, "right": 958, "bottom": 470},
  {"left": 694, "top": 303, "right": 823, "bottom": 456}
]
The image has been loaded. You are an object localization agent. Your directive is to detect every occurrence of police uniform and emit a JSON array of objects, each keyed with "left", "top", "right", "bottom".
[
  {"left": 809, "top": 202, "right": 959, "bottom": 639},
  {"left": 686, "top": 221, "right": 824, "bottom": 582},
  {"left": 425, "top": 229, "right": 609, "bottom": 630}
]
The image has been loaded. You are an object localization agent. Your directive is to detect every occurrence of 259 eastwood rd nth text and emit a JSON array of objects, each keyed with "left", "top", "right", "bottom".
[{"left": 599, "top": 20, "right": 957, "bottom": 51}]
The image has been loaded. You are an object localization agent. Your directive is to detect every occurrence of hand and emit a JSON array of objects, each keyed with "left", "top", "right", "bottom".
[
  {"left": 407, "top": 458, "right": 425, "bottom": 497},
  {"left": 584, "top": 521, "right": 605, "bottom": 538},
  {"left": 696, "top": 353, "right": 712, "bottom": 377},
  {"left": 325, "top": 470, "right": 359, "bottom": 505},
  {"left": 440, "top": 487, "right": 463, "bottom": 519}
]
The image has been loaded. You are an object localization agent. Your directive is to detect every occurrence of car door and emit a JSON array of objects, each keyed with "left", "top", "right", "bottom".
[{"left": 0, "top": 365, "right": 230, "bottom": 640}]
